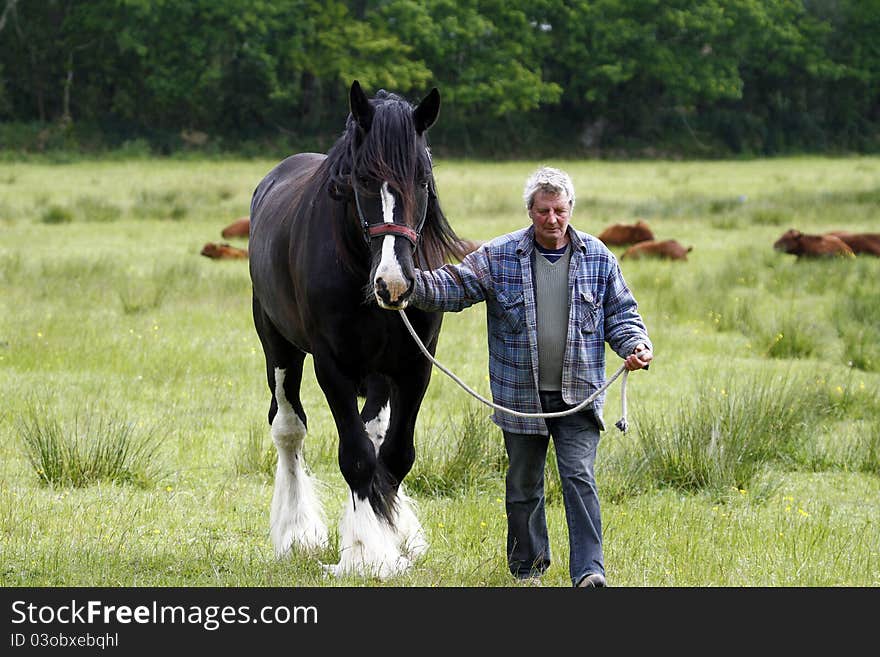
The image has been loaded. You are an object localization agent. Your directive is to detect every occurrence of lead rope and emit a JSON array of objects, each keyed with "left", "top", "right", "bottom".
[{"left": 398, "top": 310, "right": 632, "bottom": 432}]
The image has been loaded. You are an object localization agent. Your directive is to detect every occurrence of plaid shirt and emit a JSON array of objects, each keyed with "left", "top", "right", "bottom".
[{"left": 412, "top": 225, "right": 652, "bottom": 435}]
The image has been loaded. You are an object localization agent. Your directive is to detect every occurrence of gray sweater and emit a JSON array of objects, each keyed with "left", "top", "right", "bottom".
[{"left": 533, "top": 246, "right": 572, "bottom": 391}]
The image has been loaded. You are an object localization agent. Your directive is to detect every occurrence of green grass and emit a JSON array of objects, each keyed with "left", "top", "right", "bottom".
[
  {"left": 17, "top": 400, "right": 165, "bottom": 488},
  {"left": 1, "top": 156, "right": 879, "bottom": 587}
]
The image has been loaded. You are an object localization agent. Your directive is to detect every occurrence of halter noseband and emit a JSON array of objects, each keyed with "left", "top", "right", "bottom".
[{"left": 354, "top": 186, "right": 426, "bottom": 248}]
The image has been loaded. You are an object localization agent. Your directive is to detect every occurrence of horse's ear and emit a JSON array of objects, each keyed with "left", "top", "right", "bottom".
[
  {"left": 350, "top": 80, "right": 374, "bottom": 133},
  {"left": 414, "top": 87, "right": 440, "bottom": 134}
]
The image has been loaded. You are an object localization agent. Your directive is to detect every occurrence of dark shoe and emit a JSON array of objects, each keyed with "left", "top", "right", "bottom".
[{"left": 576, "top": 573, "right": 606, "bottom": 588}]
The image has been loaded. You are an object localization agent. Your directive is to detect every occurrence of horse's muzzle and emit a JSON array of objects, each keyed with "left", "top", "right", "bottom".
[{"left": 374, "top": 276, "right": 413, "bottom": 309}]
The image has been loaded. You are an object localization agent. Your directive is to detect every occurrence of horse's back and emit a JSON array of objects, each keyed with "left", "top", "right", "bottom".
[
  {"left": 249, "top": 152, "right": 326, "bottom": 285},
  {"left": 249, "top": 153, "right": 328, "bottom": 347},
  {"left": 250, "top": 153, "right": 326, "bottom": 227}
]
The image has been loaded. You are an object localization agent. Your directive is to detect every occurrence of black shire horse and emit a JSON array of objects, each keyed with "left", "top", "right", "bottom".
[{"left": 248, "top": 81, "right": 467, "bottom": 578}]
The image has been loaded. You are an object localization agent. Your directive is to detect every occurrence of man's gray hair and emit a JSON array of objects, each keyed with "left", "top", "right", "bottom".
[{"left": 523, "top": 166, "right": 575, "bottom": 211}]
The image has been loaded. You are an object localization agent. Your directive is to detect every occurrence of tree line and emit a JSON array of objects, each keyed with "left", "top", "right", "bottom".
[{"left": 1, "top": 0, "right": 878, "bottom": 158}]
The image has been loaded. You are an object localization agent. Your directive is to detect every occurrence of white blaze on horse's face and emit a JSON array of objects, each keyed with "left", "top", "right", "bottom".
[{"left": 374, "top": 181, "right": 410, "bottom": 308}]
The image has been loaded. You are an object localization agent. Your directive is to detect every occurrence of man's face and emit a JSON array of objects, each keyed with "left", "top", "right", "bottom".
[{"left": 529, "top": 189, "right": 571, "bottom": 250}]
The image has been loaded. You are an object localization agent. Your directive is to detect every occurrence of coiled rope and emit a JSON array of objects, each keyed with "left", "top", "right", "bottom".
[{"left": 398, "top": 309, "right": 633, "bottom": 432}]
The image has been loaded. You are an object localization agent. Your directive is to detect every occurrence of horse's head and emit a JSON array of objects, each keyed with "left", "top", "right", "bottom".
[{"left": 346, "top": 80, "right": 440, "bottom": 309}]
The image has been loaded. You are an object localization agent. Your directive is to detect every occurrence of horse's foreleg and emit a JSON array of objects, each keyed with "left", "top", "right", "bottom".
[
  {"left": 359, "top": 375, "right": 426, "bottom": 564},
  {"left": 379, "top": 378, "right": 431, "bottom": 560},
  {"left": 313, "top": 359, "right": 410, "bottom": 579},
  {"left": 361, "top": 374, "right": 392, "bottom": 455},
  {"left": 268, "top": 364, "right": 328, "bottom": 556}
]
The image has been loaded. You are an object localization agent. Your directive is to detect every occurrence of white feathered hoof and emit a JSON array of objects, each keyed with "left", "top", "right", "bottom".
[
  {"left": 394, "top": 485, "right": 428, "bottom": 559},
  {"left": 324, "top": 495, "right": 413, "bottom": 579},
  {"left": 269, "top": 367, "right": 328, "bottom": 556},
  {"left": 270, "top": 460, "right": 328, "bottom": 557}
]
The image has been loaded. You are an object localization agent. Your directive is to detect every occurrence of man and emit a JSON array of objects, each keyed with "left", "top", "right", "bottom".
[{"left": 407, "top": 166, "right": 653, "bottom": 587}]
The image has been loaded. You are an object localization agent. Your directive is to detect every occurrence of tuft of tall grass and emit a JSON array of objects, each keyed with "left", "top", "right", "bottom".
[
  {"left": 116, "top": 262, "right": 195, "bottom": 314},
  {"left": 708, "top": 196, "right": 747, "bottom": 215},
  {"left": 132, "top": 190, "right": 188, "bottom": 221},
  {"left": 117, "top": 278, "right": 171, "bottom": 315},
  {"left": 814, "top": 371, "right": 880, "bottom": 423},
  {"left": 709, "top": 214, "right": 747, "bottom": 231},
  {"left": 766, "top": 257, "right": 858, "bottom": 297},
  {"left": 850, "top": 423, "right": 880, "bottom": 476},
  {"left": 408, "top": 405, "right": 506, "bottom": 497},
  {"left": 705, "top": 293, "right": 761, "bottom": 335},
  {"left": 40, "top": 205, "right": 74, "bottom": 224},
  {"left": 632, "top": 373, "right": 818, "bottom": 497},
  {"left": 832, "top": 262, "right": 880, "bottom": 372},
  {"left": 749, "top": 207, "right": 791, "bottom": 226},
  {"left": 803, "top": 421, "right": 880, "bottom": 476},
  {"left": 596, "top": 434, "right": 653, "bottom": 504},
  {"left": 17, "top": 402, "right": 165, "bottom": 488},
  {"left": 74, "top": 196, "right": 121, "bottom": 223},
  {"left": 762, "top": 325, "right": 819, "bottom": 360},
  {"left": 0, "top": 251, "right": 23, "bottom": 284},
  {"left": 234, "top": 423, "right": 276, "bottom": 478}
]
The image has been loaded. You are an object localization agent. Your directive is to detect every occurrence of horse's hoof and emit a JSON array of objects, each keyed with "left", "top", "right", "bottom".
[
  {"left": 321, "top": 555, "right": 411, "bottom": 580},
  {"left": 272, "top": 524, "right": 329, "bottom": 559},
  {"left": 401, "top": 532, "right": 429, "bottom": 559}
]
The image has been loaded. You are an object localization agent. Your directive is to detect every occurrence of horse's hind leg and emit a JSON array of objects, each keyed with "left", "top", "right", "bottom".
[
  {"left": 268, "top": 361, "right": 328, "bottom": 556},
  {"left": 254, "top": 306, "right": 328, "bottom": 556}
]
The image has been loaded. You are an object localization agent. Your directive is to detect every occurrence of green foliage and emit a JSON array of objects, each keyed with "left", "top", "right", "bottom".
[
  {"left": 632, "top": 373, "right": 816, "bottom": 497},
  {"left": 408, "top": 405, "right": 507, "bottom": 497},
  {"left": 39, "top": 205, "right": 74, "bottom": 224},
  {"left": 132, "top": 190, "right": 189, "bottom": 221},
  {"left": 375, "top": 0, "right": 561, "bottom": 115},
  {"left": 17, "top": 401, "right": 165, "bottom": 488},
  {"left": 116, "top": 277, "right": 170, "bottom": 315},
  {"left": 234, "top": 423, "right": 277, "bottom": 478},
  {"left": 1, "top": 1, "right": 878, "bottom": 156},
  {"left": 832, "top": 262, "right": 880, "bottom": 372}
]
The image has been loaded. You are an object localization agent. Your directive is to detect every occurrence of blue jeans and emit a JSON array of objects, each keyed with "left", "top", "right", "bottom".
[{"left": 503, "top": 390, "right": 604, "bottom": 586}]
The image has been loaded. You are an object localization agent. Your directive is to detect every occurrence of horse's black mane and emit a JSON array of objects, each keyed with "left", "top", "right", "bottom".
[{"left": 319, "top": 89, "right": 466, "bottom": 271}]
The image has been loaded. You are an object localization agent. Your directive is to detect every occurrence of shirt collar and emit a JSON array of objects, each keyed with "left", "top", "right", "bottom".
[{"left": 517, "top": 225, "right": 586, "bottom": 255}]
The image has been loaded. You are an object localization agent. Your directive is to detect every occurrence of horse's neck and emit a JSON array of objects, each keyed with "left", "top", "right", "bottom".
[{"left": 323, "top": 199, "right": 370, "bottom": 278}]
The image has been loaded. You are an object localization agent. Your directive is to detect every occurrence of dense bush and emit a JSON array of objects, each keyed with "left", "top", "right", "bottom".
[{"left": 1, "top": 1, "right": 879, "bottom": 158}]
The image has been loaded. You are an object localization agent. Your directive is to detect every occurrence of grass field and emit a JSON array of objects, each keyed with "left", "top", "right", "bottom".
[{"left": 1, "top": 156, "right": 878, "bottom": 587}]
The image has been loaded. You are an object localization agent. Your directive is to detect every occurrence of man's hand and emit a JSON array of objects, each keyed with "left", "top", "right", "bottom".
[{"left": 624, "top": 343, "right": 653, "bottom": 371}]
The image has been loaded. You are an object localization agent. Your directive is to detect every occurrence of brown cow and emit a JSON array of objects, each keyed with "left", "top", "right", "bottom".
[
  {"left": 621, "top": 239, "right": 692, "bottom": 261},
  {"left": 773, "top": 229, "right": 855, "bottom": 258},
  {"left": 597, "top": 220, "right": 655, "bottom": 246},
  {"left": 201, "top": 242, "right": 249, "bottom": 259},
  {"left": 825, "top": 231, "right": 880, "bottom": 256},
  {"left": 221, "top": 216, "right": 250, "bottom": 239}
]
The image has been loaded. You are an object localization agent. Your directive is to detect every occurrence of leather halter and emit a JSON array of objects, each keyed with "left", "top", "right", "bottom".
[{"left": 354, "top": 185, "right": 427, "bottom": 248}]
